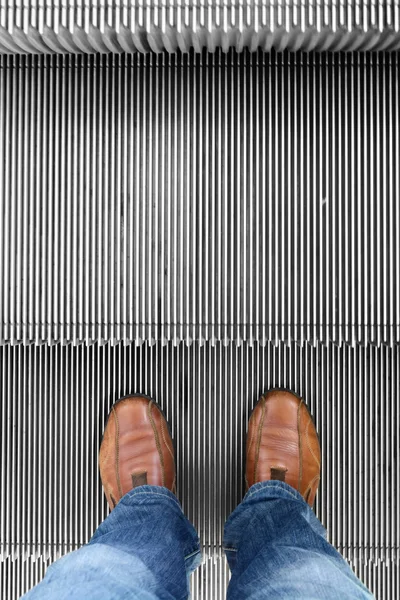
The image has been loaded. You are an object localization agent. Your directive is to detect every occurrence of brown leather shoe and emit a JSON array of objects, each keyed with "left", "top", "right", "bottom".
[
  {"left": 245, "top": 389, "right": 321, "bottom": 506},
  {"left": 99, "top": 394, "right": 176, "bottom": 510}
]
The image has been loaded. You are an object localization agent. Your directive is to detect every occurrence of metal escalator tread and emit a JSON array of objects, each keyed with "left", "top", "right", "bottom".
[
  {"left": 1, "top": 50, "right": 399, "bottom": 346},
  {"left": 0, "top": 35, "right": 399, "bottom": 600},
  {"left": 1, "top": 0, "right": 400, "bottom": 54},
  {"left": 1, "top": 342, "right": 399, "bottom": 598}
]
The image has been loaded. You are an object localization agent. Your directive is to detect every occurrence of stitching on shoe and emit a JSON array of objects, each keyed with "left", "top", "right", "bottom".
[
  {"left": 245, "top": 409, "right": 257, "bottom": 489},
  {"left": 297, "top": 401, "right": 303, "bottom": 493},
  {"left": 109, "top": 491, "right": 117, "bottom": 508},
  {"left": 305, "top": 417, "right": 321, "bottom": 467},
  {"left": 303, "top": 474, "right": 320, "bottom": 502},
  {"left": 246, "top": 413, "right": 256, "bottom": 460},
  {"left": 254, "top": 395, "right": 267, "bottom": 484},
  {"left": 160, "top": 414, "right": 176, "bottom": 490},
  {"left": 160, "top": 417, "right": 175, "bottom": 461},
  {"left": 148, "top": 401, "right": 166, "bottom": 487},
  {"left": 112, "top": 407, "right": 123, "bottom": 499},
  {"left": 100, "top": 426, "right": 111, "bottom": 465}
]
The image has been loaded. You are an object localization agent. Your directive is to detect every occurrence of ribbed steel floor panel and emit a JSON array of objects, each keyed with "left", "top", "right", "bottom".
[
  {"left": 1, "top": 50, "right": 399, "bottom": 346},
  {"left": 1, "top": 31, "right": 400, "bottom": 600},
  {"left": 1, "top": 342, "right": 399, "bottom": 599},
  {"left": 1, "top": 0, "right": 400, "bottom": 54}
]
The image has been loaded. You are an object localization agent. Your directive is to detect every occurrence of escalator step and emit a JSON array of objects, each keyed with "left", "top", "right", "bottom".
[
  {"left": 1, "top": 341, "right": 398, "bottom": 599},
  {"left": 1, "top": 0, "right": 400, "bottom": 54},
  {"left": 0, "top": 50, "right": 399, "bottom": 346}
]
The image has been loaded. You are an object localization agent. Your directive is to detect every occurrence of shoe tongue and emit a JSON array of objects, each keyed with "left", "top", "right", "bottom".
[
  {"left": 270, "top": 467, "right": 287, "bottom": 482},
  {"left": 131, "top": 472, "right": 148, "bottom": 488}
]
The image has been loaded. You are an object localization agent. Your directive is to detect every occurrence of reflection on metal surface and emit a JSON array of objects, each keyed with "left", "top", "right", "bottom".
[
  {"left": 0, "top": 341, "right": 398, "bottom": 599},
  {"left": 1, "top": 50, "right": 399, "bottom": 346}
]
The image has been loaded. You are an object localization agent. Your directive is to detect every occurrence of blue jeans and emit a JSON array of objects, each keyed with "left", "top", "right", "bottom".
[{"left": 23, "top": 482, "right": 373, "bottom": 599}]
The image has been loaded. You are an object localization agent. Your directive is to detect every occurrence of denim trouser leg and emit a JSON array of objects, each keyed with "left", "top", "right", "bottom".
[
  {"left": 23, "top": 481, "right": 375, "bottom": 600},
  {"left": 223, "top": 481, "right": 374, "bottom": 600},
  {"left": 22, "top": 486, "right": 201, "bottom": 600}
]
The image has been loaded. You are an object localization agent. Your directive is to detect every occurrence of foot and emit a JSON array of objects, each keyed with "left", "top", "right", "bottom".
[
  {"left": 245, "top": 389, "right": 321, "bottom": 506},
  {"left": 99, "top": 394, "right": 176, "bottom": 510}
]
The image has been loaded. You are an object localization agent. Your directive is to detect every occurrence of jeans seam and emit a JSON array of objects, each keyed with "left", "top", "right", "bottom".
[
  {"left": 126, "top": 489, "right": 181, "bottom": 508},
  {"left": 184, "top": 548, "right": 201, "bottom": 561},
  {"left": 246, "top": 482, "right": 303, "bottom": 503}
]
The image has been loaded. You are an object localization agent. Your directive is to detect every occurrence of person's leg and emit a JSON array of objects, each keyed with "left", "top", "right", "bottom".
[
  {"left": 224, "top": 480, "right": 373, "bottom": 600},
  {"left": 223, "top": 389, "right": 374, "bottom": 600},
  {"left": 24, "top": 486, "right": 201, "bottom": 600},
  {"left": 23, "top": 395, "right": 201, "bottom": 600}
]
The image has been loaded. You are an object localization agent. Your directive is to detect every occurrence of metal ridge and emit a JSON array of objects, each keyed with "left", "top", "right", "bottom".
[{"left": 1, "top": 1, "right": 400, "bottom": 54}]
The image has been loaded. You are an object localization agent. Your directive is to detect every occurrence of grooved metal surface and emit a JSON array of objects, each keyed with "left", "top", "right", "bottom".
[
  {"left": 0, "top": 341, "right": 398, "bottom": 599},
  {"left": 1, "top": 0, "right": 400, "bottom": 55},
  {"left": 1, "top": 50, "right": 400, "bottom": 346}
]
